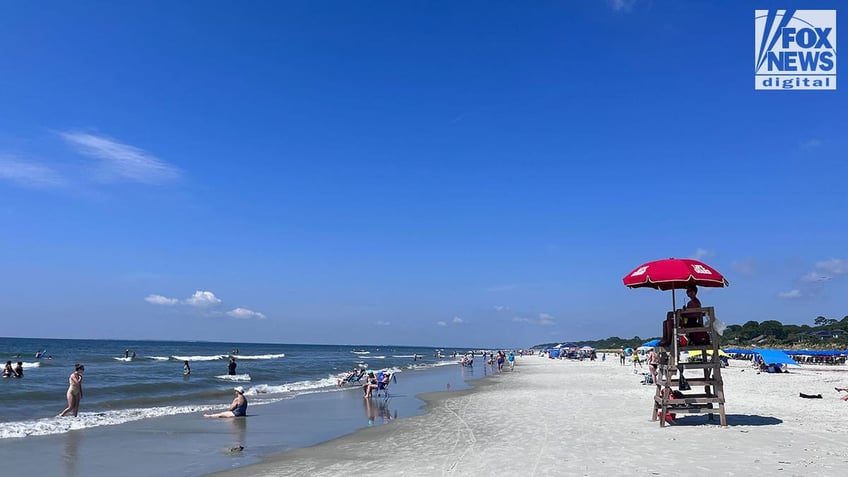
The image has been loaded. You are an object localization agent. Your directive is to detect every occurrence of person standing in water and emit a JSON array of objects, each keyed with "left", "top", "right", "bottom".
[
  {"left": 59, "top": 364, "right": 85, "bottom": 417},
  {"left": 183, "top": 360, "right": 191, "bottom": 376},
  {"left": 228, "top": 357, "right": 237, "bottom": 375}
]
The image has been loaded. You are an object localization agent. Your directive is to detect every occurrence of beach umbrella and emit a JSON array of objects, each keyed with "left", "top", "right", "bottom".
[
  {"left": 622, "top": 257, "right": 729, "bottom": 310},
  {"left": 641, "top": 339, "right": 661, "bottom": 348}
]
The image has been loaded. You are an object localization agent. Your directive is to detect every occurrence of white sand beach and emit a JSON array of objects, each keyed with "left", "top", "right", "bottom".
[{"left": 213, "top": 355, "right": 848, "bottom": 476}]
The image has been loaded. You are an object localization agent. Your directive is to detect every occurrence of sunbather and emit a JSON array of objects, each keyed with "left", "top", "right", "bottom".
[
  {"left": 362, "top": 371, "right": 378, "bottom": 398},
  {"left": 836, "top": 387, "right": 848, "bottom": 401}
]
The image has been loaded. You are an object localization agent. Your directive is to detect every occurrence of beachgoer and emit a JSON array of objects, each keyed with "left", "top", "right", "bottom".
[
  {"left": 3, "top": 361, "right": 13, "bottom": 378},
  {"left": 228, "top": 357, "right": 237, "bottom": 376},
  {"left": 497, "top": 351, "right": 505, "bottom": 371},
  {"left": 204, "top": 386, "right": 248, "bottom": 418},
  {"left": 507, "top": 351, "right": 515, "bottom": 370},
  {"left": 647, "top": 349, "right": 659, "bottom": 384},
  {"left": 835, "top": 387, "right": 848, "bottom": 401},
  {"left": 125, "top": 349, "right": 130, "bottom": 358},
  {"left": 633, "top": 352, "right": 642, "bottom": 368},
  {"left": 337, "top": 368, "right": 357, "bottom": 387},
  {"left": 131, "top": 351, "right": 136, "bottom": 359},
  {"left": 59, "top": 364, "right": 84, "bottom": 417},
  {"left": 183, "top": 360, "right": 191, "bottom": 376},
  {"left": 14, "top": 361, "right": 24, "bottom": 378},
  {"left": 619, "top": 348, "right": 625, "bottom": 365},
  {"left": 362, "top": 371, "right": 378, "bottom": 398}
]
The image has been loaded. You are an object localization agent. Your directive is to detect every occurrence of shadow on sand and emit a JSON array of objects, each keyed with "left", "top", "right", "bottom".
[{"left": 672, "top": 413, "right": 782, "bottom": 426}]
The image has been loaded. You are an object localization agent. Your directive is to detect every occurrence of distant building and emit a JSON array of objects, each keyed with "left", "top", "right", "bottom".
[{"left": 804, "top": 330, "right": 846, "bottom": 340}]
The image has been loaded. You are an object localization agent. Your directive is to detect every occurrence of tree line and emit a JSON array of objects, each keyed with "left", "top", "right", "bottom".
[{"left": 534, "top": 315, "right": 848, "bottom": 351}]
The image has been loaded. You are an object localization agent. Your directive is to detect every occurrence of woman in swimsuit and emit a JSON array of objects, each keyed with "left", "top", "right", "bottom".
[
  {"left": 204, "top": 386, "right": 248, "bottom": 418},
  {"left": 59, "top": 364, "right": 84, "bottom": 417},
  {"left": 2, "top": 361, "right": 13, "bottom": 378}
]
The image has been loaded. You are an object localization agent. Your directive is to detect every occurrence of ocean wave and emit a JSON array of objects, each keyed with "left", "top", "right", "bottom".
[
  {"left": 215, "top": 374, "right": 252, "bottom": 382},
  {"left": 171, "top": 355, "right": 227, "bottom": 362},
  {"left": 113, "top": 357, "right": 135, "bottom": 362},
  {"left": 21, "top": 362, "right": 41, "bottom": 369},
  {"left": 0, "top": 401, "right": 278, "bottom": 439},
  {"left": 147, "top": 356, "right": 171, "bottom": 361},
  {"left": 228, "top": 353, "right": 286, "bottom": 360}
]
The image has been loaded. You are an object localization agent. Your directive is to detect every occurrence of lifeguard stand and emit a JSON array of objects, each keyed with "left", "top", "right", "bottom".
[{"left": 652, "top": 306, "right": 727, "bottom": 427}]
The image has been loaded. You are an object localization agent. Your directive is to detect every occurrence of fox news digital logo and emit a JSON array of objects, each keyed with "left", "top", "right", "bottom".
[{"left": 755, "top": 9, "right": 836, "bottom": 90}]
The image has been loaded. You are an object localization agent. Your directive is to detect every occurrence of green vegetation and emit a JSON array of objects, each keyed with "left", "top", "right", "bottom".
[{"left": 534, "top": 315, "right": 848, "bottom": 351}]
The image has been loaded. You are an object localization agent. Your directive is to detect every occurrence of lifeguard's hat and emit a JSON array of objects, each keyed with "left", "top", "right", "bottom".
[{"left": 234, "top": 386, "right": 245, "bottom": 394}]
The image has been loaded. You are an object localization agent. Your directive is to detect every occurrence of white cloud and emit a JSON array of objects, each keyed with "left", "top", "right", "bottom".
[
  {"left": 609, "top": 0, "right": 638, "bottom": 12},
  {"left": 493, "top": 305, "right": 510, "bottom": 312},
  {"left": 691, "top": 248, "right": 713, "bottom": 260},
  {"left": 452, "top": 316, "right": 464, "bottom": 324},
  {"left": 0, "top": 155, "right": 64, "bottom": 188},
  {"left": 538, "top": 313, "right": 556, "bottom": 326},
  {"left": 778, "top": 289, "right": 802, "bottom": 299},
  {"left": 512, "top": 313, "right": 555, "bottom": 326},
  {"left": 144, "top": 294, "right": 179, "bottom": 305},
  {"left": 227, "top": 307, "right": 267, "bottom": 320},
  {"left": 800, "top": 272, "right": 831, "bottom": 283},
  {"left": 375, "top": 320, "right": 391, "bottom": 326},
  {"left": 184, "top": 290, "right": 222, "bottom": 307},
  {"left": 816, "top": 258, "right": 848, "bottom": 275},
  {"left": 436, "top": 321, "right": 447, "bottom": 326},
  {"left": 59, "top": 131, "right": 180, "bottom": 184}
]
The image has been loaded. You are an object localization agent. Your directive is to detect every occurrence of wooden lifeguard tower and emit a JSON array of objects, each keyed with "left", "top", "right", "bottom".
[{"left": 653, "top": 306, "right": 727, "bottom": 427}]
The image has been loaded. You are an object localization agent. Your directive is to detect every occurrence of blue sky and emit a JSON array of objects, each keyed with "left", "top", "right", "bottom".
[{"left": 1, "top": 1, "right": 845, "bottom": 348}]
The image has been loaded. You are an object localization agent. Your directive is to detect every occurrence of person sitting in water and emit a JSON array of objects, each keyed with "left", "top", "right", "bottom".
[
  {"left": 204, "top": 387, "right": 248, "bottom": 418},
  {"left": 362, "top": 371, "right": 378, "bottom": 398},
  {"left": 337, "top": 368, "right": 358, "bottom": 387},
  {"left": 377, "top": 371, "right": 391, "bottom": 392},
  {"left": 14, "top": 361, "right": 24, "bottom": 378}
]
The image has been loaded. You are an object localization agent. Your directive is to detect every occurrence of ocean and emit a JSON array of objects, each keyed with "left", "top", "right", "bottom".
[
  {"left": 0, "top": 337, "right": 471, "bottom": 439},
  {"left": 0, "top": 337, "right": 498, "bottom": 475}
]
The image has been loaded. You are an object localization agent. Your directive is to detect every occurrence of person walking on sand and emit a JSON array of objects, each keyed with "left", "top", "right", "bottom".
[
  {"left": 647, "top": 348, "right": 659, "bottom": 384},
  {"left": 204, "top": 386, "right": 248, "bottom": 418},
  {"left": 633, "top": 352, "right": 642, "bottom": 368},
  {"left": 59, "top": 364, "right": 84, "bottom": 417}
]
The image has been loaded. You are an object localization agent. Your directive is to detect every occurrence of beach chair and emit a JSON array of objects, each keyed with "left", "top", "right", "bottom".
[{"left": 374, "top": 372, "right": 397, "bottom": 400}]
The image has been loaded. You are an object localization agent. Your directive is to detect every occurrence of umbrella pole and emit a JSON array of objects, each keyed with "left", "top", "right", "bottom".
[{"left": 672, "top": 285, "right": 676, "bottom": 311}]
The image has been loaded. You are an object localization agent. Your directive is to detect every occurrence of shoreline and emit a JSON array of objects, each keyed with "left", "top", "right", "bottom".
[
  {"left": 0, "top": 360, "right": 481, "bottom": 477},
  {"left": 210, "top": 356, "right": 848, "bottom": 476}
]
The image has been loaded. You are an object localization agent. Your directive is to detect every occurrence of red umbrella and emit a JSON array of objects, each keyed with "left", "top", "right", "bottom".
[{"left": 623, "top": 258, "right": 729, "bottom": 309}]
